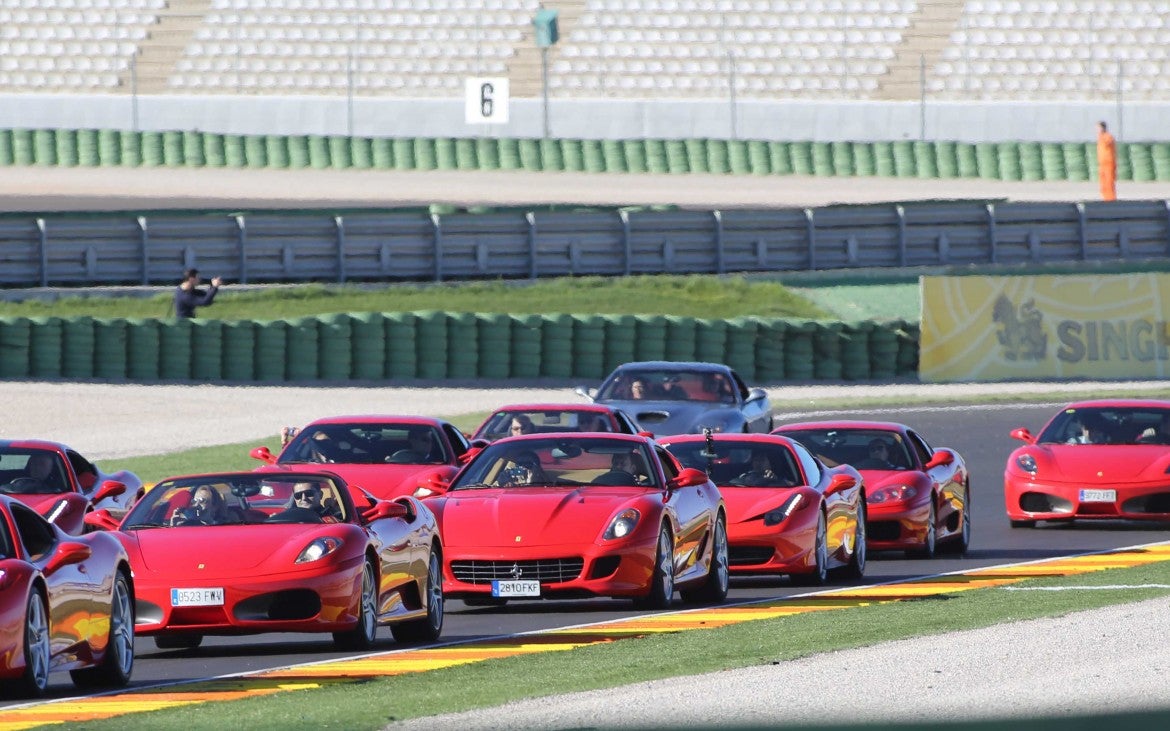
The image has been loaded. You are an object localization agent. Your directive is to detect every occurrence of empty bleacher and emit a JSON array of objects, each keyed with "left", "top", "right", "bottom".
[{"left": 0, "top": 0, "right": 1166, "bottom": 101}]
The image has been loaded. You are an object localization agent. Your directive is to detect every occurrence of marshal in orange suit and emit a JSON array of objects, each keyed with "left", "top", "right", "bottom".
[{"left": 1097, "top": 120, "right": 1117, "bottom": 201}]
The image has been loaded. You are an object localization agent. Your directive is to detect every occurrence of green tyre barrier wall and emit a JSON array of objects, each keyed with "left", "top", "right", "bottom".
[{"left": 3, "top": 315, "right": 920, "bottom": 384}]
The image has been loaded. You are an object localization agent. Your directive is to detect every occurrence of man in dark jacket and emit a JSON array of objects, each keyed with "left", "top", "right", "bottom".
[{"left": 174, "top": 268, "right": 222, "bottom": 318}]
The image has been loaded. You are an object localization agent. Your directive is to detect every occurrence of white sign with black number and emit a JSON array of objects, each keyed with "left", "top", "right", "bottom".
[{"left": 465, "top": 77, "right": 510, "bottom": 125}]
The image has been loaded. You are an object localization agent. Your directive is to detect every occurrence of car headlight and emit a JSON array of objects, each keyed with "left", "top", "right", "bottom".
[
  {"left": 868, "top": 485, "right": 917, "bottom": 504},
  {"left": 763, "top": 493, "right": 806, "bottom": 526},
  {"left": 604, "top": 508, "right": 640, "bottom": 540},
  {"left": 1016, "top": 454, "right": 1038, "bottom": 474},
  {"left": 295, "top": 536, "right": 343, "bottom": 564}
]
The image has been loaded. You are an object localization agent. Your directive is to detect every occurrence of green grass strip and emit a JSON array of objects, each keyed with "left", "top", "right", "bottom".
[{"left": 67, "top": 559, "right": 1170, "bottom": 731}]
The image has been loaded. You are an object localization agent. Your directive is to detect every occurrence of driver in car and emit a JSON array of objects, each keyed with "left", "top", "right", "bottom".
[{"left": 497, "top": 452, "right": 549, "bottom": 486}]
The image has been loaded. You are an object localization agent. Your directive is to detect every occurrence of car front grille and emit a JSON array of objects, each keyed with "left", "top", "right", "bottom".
[{"left": 451, "top": 558, "right": 584, "bottom": 584}]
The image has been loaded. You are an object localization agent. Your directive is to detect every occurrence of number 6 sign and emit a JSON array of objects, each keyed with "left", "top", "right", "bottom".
[{"left": 465, "top": 77, "right": 510, "bottom": 125}]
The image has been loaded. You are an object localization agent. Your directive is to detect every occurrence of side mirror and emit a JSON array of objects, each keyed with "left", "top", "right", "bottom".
[
  {"left": 1010, "top": 428, "right": 1036, "bottom": 445},
  {"left": 669, "top": 467, "right": 709, "bottom": 489},
  {"left": 458, "top": 445, "right": 484, "bottom": 465},
  {"left": 924, "top": 450, "right": 954, "bottom": 470},
  {"left": 746, "top": 388, "right": 767, "bottom": 402},
  {"left": 825, "top": 472, "right": 857, "bottom": 496},
  {"left": 574, "top": 385, "right": 595, "bottom": 402},
  {"left": 93, "top": 480, "right": 127, "bottom": 503},
  {"left": 84, "top": 509, "right": 120, "bottom": 531},
  {"left": 362, "top": 500, "right": 409, "bottom": 524},
  {"left": 44, "top": 541, "right": 92, "bottom": 574},
  {"left": 414, "top": 472, "right": 451, "bottom": 498},
  {"left": 250, "top": 446, "right": 278, "bottom": 465}
]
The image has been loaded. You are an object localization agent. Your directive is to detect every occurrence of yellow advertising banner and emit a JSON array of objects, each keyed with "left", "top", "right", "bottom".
[{"left": 920, "top": 273, "right": 1170, "bottom": 382}]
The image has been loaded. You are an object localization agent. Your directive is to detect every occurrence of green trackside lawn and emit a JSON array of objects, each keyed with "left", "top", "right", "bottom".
[
  {"left": 0, "top": 274, "right": 896, "bottom": 321},
  {"left": 68, "top": 561, "right": 1170, "bottom": 731}
]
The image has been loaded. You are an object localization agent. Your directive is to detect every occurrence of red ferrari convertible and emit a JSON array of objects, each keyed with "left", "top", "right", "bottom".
[
  {"left": 661, "top": 432, "right": 866, "bottom": 585},
  {"left": 0, "top": 440, "right": 142, "bottom": 535},
  {"left": 98, "top": 471, "right": 443, "bottom": 650},
  {"left": 470, "top": 403, "right": 643, "bottom": 442},
  {"left": 251, "top": 416, "right": 472, "bottom": 499},
  {"left": 774, "top": 421, "right": 970, "bottom": 558},
  {"left": 0, "top": 495, "right": 134, "bottom": 698},
  {"left": 421, "top": 433, "right": 728, "bottom": 609},
  {"left": 1006, "top": 399, "right": 1170, "bottom": 527}
]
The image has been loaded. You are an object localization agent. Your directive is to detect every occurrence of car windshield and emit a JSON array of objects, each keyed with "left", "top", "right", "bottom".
[
  {"left": 782, "top": 429, "right": 913, "bottom": 471},
  {"left": 666, "top": 441, "right": 803, "bottom": 487},
  {"left": 477, "top": 410, "right": 614, "bottom": 441},
  {"left": 279, "top": 423, "right": 447, "bottom": 465},
  {"left": 596, "top": 369, "right": 737, "bottom": 404},
  {"left": 451, "top": 437, "right": 659, "bottom": 489},
  {"left": 1036, "top": 407, "right": 1170, "bottom": 445},
  {"left": 122, "top": 475, "right": 348, "bottom": 527},
  {"left": 0, "top": 449, "right": 70, "bottom": 495}
]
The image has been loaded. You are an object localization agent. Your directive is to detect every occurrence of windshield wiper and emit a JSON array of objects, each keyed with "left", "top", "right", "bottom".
[{"left": 125, "top": 522, "right": 167, "bottom": 530}]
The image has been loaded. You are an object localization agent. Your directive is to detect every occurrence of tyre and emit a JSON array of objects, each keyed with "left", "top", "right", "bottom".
[
  {"left": 72, "top": 570, "right": 134, "bottom": 689},
  {"left": 13, "top": 590, "right": 51, "bottom": 698},
  {"left": 391, "top": 546, "right": 444, "bottom": 643},
  {"left": 154, "top": 634, "right": 203, "bottom": 650},
  {"left": 334, "top": 559, "right": 378, "bottom": 650},
  {"left": 681, "top": 514, "right": 729, "bottom": 604},
  {"left": 907, "top": 499, "right": 937, "bottom": 559},
  {"left": 791, "top": 510, "right": 828, "bottom": 587},
  {"left": 839, "top": 501, "right": 867, "bottom": 580},
  {"left": 633, "top": 526, "right": 674, "bottom": 609}
]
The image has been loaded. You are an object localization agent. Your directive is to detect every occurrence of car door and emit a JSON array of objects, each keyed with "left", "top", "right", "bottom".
[
  {"left": 613, "top": 409, "right": 641, "bottom": 435},
  {"left": 729, "top": 370, "right": 768, "bottom": 432},
  {"left": 907, "top": 429, "right": 964, "bottom": 530},
  {"left": 12, "top": 503, "right": 101, "bottom": 664},
  {"left": 654, "top": 446, "right": 713, "bottom": 583}
]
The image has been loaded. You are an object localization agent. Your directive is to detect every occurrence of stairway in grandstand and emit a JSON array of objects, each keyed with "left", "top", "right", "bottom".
[
  {"left": 876, "top": 0, "right": 965, "bottom": 99},
  {"left": 127, "top": 0, "right": 210, "bottom": 93}
]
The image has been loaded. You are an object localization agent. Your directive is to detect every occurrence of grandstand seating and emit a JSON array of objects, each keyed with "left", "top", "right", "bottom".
[{"left": 0, "top": 0, "right": 1166, "bottom": 100}]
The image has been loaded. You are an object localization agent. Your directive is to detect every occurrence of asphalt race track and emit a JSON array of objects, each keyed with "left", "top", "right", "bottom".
[{"left": 5, "top": 396, "right": 1168, "bottom": 708}]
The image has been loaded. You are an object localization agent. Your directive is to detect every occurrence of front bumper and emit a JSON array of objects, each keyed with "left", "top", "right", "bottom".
[{"left": 1005, "top": 475, "right": 1170, "bottom": 522}]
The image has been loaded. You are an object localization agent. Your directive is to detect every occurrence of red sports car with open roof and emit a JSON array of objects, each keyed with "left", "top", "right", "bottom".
[
  {"left": 774, "top": 421, "right": 970, "bottom": 558},
  {"left": 251, "top": 415, "right": 472, "bottom": 499},
  {"left": 1005, "top": 399, "right": 1170, "bottom": 527},
  {"left": 661, "top": 432, "right": 866, "bottom": 585},
  {"left": 101, "top": 470, "right": 443, "bottom": 651},
  {"left": 420, "top": 433, "right": 728, "bottom": 609}
]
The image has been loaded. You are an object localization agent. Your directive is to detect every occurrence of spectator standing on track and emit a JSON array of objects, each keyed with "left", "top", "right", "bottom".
[
  {"left": 174, "top": 267, "right": 222, "bottom": 318},
  {"left": 1097, "top": 121, "right": 1117, "bottom": 201}
]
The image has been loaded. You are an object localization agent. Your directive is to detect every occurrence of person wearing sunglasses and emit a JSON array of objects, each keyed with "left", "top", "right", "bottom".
[
  {"left": 279, "top": 481, "right": 342, "bottom": 521},
  {"left": 172, "top": 485, "right": 235, "bottom": 526}
]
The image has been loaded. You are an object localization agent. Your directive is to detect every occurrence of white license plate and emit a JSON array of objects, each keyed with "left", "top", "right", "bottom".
[
  {"left": 171, "top": 587, "right": 225, "bottom": 607},
  {"left": 1079, "top": 489, "right": 1117, "bottom": 503},
  {"left": 491, "top": 580, "right": 540, "bottom": 597}
]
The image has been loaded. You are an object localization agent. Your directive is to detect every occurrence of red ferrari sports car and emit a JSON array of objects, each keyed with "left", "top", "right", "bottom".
[
  {"left": 774, "top": 421, "right": 970, "bottom": 558},
  {"left": 1005, "top": 399, "right": 1170, "bottom": 527},
  {"left": 98, "top": 470, "right": 443, "bottom": 650},
  {"left": 470, "top": 403, "right": 643, "bottom": 443},
  {"left": 0, "top": 495, "right": 134, "bottom": 698},
  {"left": 0, "top": 440, "right": 142, "bottom": 535},
  {"left": 661, "top": 432, "right": 866, "bottom": 585},
  {"left": 420, "top": 433, "right": 728, "bottom": 609},
  {"left": 251, "top": 416, "right": 472, "bottom": 499}
]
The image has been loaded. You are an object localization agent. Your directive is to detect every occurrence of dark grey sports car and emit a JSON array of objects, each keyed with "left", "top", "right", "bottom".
[{"left": 576, "top": 361, "right": 773, "bottom": 437}]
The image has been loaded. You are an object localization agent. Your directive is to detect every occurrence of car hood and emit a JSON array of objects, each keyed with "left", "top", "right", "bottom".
[
  {"left": 598, "top": 399, "right": 729, "bottom": 437},
  {"left": 1015, "top": 445, "right": 1170, "bottom": 483},
  {"left": 719, "top": 486, "right": 800, "bottom": 524},
  {"left": 123, "top": 524, "right": 345, "bottom": 576},
  {"left": 437, "top": 487, "right": 649, "bottom": 548}
]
